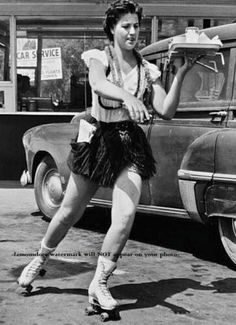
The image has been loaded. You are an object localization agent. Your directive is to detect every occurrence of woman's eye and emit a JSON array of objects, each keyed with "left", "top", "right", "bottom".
[{"left": 122, "top": 24, "right": 139, "bottom": 29}]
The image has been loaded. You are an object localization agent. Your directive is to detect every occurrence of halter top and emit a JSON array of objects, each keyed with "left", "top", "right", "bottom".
[{"left": 81, "top": 49, "right": 161, "bottom": 123}]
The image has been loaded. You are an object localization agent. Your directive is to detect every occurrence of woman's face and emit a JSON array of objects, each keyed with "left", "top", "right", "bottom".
[{"left": 111, "top": 13, "right": 140, "bottom": 50}]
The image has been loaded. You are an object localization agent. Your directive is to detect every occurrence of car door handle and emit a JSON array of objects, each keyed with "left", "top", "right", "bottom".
[
  {"left": 209, "top": 111, "right": 227, "bottom": 117},
  {"left": 209, "top": 110, "right": 227, "bottom": 122}
]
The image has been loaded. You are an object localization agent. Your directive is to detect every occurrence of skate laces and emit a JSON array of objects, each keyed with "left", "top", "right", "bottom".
[
  {"left": 25, "top": 255, "right": 47, "bottom": 277},
  {"left": 98, "top": 272, "right": 114, "bottom": 300}
]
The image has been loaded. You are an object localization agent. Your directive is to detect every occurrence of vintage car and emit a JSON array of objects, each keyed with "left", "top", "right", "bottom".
[{"left": 21, "top": 23, "right": 236, "bottom": 267}]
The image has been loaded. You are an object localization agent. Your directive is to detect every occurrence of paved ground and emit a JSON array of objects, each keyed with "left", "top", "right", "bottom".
[{"left": 1, "top": 183, "right": 236, "bottom": 324}]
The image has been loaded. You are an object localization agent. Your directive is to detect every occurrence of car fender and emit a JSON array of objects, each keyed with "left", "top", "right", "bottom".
[
  {"left": 205, "top": 129, "right": 236, "bottom": 219},
  {"left": 22, "top": 110, "right": 90, "bottom": 180},
  {"left": 23, "top": 122, "right": 79, "bottom": 184},
  {"left": 178, "top": 130, "right": 220, "bottom": 223}
]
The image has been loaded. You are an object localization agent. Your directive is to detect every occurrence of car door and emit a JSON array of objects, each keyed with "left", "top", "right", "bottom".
[{"left": 149, "top": 46, "right": 232, "bottom": 210}]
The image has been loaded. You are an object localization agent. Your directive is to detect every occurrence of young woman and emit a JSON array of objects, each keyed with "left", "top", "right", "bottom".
[{"left": 18, "top": 0, "right": 193, "bottom": 314}]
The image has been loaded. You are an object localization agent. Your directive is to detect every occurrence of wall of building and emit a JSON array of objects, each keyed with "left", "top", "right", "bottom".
[{"left": 1, "top": 1, "right": 236, "bottom": 18}]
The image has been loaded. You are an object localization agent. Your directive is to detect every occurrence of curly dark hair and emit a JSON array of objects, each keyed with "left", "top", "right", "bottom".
[{"left": 103, "top": 0, "right": 143, "bottom": 42}]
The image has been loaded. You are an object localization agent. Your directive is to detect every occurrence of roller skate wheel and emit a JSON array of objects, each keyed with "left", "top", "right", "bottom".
[
  {"left": 100, "top": 312, "right": 109, "bottom": 322},
  {"left": 18, "top": 284, "right": 33, "bottom": 295},
  {"left": 39, "top": 269, "right": 46, "bottom": 277},
  {"left": 85, "top": 306, "right": 96, "bottom": 316},
  {"left": 25, "top": 284, "right": 33, "bottom": 293}
]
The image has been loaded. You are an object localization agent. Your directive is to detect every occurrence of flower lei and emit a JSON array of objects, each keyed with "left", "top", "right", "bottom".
[
  {"left": 133, "top": 48, "right": 153, "bottom": 108},
  {"left": 99, "top": 44, "right": 153, "bottom": 110}
]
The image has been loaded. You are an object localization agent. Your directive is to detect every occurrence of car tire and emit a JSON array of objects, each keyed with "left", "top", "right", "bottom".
[
  {"left": 218, "top": 217, "right": 236, "bottom": 267},
  {"left": 34, "top": 156, "right": 64, "bottom": 220}
]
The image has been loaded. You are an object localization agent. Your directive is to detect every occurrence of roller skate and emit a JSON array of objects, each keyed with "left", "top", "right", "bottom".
[
  {"left": 85, "top": 256, "right": 120, "bottom": 322},
  {"left": 17, "top": 239, "right": 56, "bottom": 293}
]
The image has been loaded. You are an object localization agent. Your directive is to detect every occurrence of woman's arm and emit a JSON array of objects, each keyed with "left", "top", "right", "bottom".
[
  {"left": 89, "top": 58, "right": 128, "bottom": 102},
  {"left": 151, "top": 57, "right": 191, "bottom": 120},
  {"left": 89, "top": 58, "right": 150, "bottom": 122}
]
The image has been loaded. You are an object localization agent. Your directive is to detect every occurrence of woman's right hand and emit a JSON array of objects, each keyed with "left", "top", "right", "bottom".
[{"left": 123, "top": 94, "right": 150, "bottom": 123}]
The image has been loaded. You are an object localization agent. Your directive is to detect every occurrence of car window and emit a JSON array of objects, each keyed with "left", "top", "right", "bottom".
[
  {"left": 155, "top": 48, "right": 230, "bottom": 109},
  {"left": 179, "top": 49, "right": 229, "bottom": 106},
  {"left": 150, "top": 53, "right": 167, "bottom": 86}
]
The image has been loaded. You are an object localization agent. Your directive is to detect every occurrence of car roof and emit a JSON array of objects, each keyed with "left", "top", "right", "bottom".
[{"left": 141, "top": 22, "right": 236, "bottom": 59}]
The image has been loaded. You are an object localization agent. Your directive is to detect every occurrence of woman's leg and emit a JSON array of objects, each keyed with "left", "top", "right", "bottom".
[
  {"left": 88, "top": 167, "right": 142, "bottom": 309},
  {"left": 18, "top": 172, "right": 98, "bottom": 288},
  {"left": 44, "top": 172, "right": 98, "bottom": 248},
  {"left": 101, "top": 167, "right": 142, "bottom": 261}
]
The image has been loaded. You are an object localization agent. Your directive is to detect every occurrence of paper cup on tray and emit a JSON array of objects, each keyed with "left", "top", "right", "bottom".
[{"left": 185, "top": 27, "right": 199, "bottom": 43}]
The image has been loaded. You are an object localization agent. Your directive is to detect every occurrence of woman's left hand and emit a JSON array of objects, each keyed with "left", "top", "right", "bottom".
[{"left": 173, "top": 55, "right": 197, "bottom": 74}]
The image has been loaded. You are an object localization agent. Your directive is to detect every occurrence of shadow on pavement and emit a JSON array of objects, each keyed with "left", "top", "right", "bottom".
[
  {"left": 114, "top": 278, "right": 212, "bottom": 314},
  {"left": 14, "top": 274, "right": 236, "bottom": 316},
  {"left": 210, "top": 277, "right": 236, "bottom": 293},
  {"left": 14, "top": 277, "right": 211, "bottom": 313},
  {"left": 21, "top": 286, "right": 88, "bottom": 298},
  {"left": 0, "top": 181, "right": 33, "bottom": 188},
  {"left": 32, "top": 206, "right": 231, "bottom": 269},
  {"left": 73, "top": 207, "right": 229, "bottom": 268},
  {"left": 18, "top": 276, "right": 236, "bottom": 315},
  {"left": 11, "top": 259, "right": 94, "bottom": 280}
]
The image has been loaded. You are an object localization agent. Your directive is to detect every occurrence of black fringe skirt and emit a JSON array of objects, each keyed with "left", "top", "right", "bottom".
[{"left": 67, "top": 119, "right": 156, "bottom": 187}]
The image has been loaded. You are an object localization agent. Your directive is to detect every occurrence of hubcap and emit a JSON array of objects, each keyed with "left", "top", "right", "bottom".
[{"left": 42, "top": 169, "right": 64, "bottom": 207}]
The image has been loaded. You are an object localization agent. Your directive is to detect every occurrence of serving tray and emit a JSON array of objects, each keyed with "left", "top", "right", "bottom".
[{"left": 168, "top": 43, "right": 221, "bottom": 59}]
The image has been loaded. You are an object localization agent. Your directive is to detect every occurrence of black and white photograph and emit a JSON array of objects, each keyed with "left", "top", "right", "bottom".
[{"left": 1, "top": 0, "right": 236, "bottom": 324}]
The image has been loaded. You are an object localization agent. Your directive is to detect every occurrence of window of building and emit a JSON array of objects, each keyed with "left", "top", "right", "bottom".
[
  {"left": 0, "top": 18, "right": 10, "bottom": 82},
  {"left": 156, "top": 17, "right": 232, "bottom": 41},
  {"left": 0, "top": 17, "right": 15, "bottom": 111},
  {"left": 16, "top": 17, "right": 151, "bottom": 113}
]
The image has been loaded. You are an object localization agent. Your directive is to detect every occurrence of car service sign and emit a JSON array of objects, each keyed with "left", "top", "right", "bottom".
[{"left": 17, "top": 47, "right": 63, "bottom": 80}]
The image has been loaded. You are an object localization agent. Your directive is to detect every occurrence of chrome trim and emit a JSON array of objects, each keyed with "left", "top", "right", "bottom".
[
  {"left": 136, "top": 205, "right": 189, "bottom": 219},
  {"left": 208, "top": 213, "right": 236, "bottom": 219},
  {"left": 178, "top": 169, "right": 213, "bottom": 181},
  {"left": 90, "top": 198, "right": 190, "bottom": 219},
  {"left": 178, "top": 179, "right": 203, "bottom": 223},
  {"left": 90, "top": 198, "right": 112, "bottom": 208},
  {"left": 213, "top": 173, "right": 236, "bottom": 183}
]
